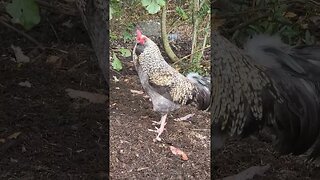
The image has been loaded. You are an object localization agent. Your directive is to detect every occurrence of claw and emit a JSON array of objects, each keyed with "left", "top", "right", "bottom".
[
  {"left": 148, "top": 114, "right": 168, "bottom": 142},
  {"left": 152, "top": 120, "right": 161, "bottom": 125}
]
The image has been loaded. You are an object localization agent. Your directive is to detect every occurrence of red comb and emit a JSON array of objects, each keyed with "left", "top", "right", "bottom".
[{"left": 136, "top": 29, "right": 142, "bottom": 39}]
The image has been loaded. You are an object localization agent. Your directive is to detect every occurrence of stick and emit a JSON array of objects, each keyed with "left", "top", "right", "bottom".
[{"left": 0, "top": 17, "right": 43, "bottom": 49}]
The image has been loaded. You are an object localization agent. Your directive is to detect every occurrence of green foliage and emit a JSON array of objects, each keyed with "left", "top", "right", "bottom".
[
  {"left": 176, "top": 7, "right": 189, "bottom": 20},
  {"left": 119, "top": 48, "right": 131, "bottom": 57},
  {"left": 6, "top": 0, "right": 40, "bottom": 30},
  {"left": 111, "top": 53, "right": 123, "bottom": 71},
  {"left": 111, "top": 48, "right": 132, "bottom": 71},
  {"left": 123, "top": 23, "right": 135, "bottom": 43},
  {"left": 110, "top": 32, "right": 118, "bottom": 41},
  {"left": 217, "top": 0, "right": 318, "bottom": 45},
  {"left": 141, "top": 0, "right": 166, "bottom": 14}
]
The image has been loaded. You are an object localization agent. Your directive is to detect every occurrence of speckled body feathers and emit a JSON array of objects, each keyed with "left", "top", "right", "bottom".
[{"left": 133, "top": 36, "right": 209, "bottom": 114}]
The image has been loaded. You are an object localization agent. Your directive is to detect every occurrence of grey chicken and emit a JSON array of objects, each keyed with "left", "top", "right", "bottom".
[
  {"left": 133, "top": 29, "right": 210, "bottom": 141},
  {"left": 210, "top": 31, "right": 320, "bottom": 159}
]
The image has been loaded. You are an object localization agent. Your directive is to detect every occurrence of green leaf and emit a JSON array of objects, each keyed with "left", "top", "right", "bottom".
[
  {"left": 156, "top": 0, "right": 166, "bottom": 6},
  {"left": 140, "top": 0, "right": 164, "bottom": 14},
  {"left": 146, "top": 2, "right": 161, "bottom": 14},
  {"left": 176, "top": 7, "right": 188, "bottom": 20},
  {"left": 6, "top": 0, "right": 40, "bottom": 30},
  {"left": 141, "top": 0, "right": 149, "bottom": 7},
  {"left": 112, "top": 53, "right": 123, "bottom": 71},
  {"left": 110, "top": 32, "right": 118, "bottom": 40},
  {"left": 119, "top": 48, "right": 131, "bottom": 57},
  {"left": 123, "top": 31, "right": 133, "bottom": 43}
]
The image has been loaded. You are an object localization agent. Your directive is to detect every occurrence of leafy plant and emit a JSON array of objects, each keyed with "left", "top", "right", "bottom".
[
  {"left": 111, "top": 53, "right": 123, "bottom": 71},
  {"left": 141, "top": 0, "right": 166, "bottom": 14},
  {"left": 111, "top": 48, "right": 132, "bottom": 71},
  {"left": 6, "top": 0, "right": 40, "bottom": 30},
  {"left": 176, "top": 7, "right": 189, "bottom": 20}
]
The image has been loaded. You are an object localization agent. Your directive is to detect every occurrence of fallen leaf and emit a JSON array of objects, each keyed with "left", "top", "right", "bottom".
[
  {"left": 113, "top": 76, "right": 119, "bottom": 82},
  {"left": 21, "top": 145, "right": 27, "bottom": 152},
  {"left": 0, "top": 138, "right": 6, "bottom": 143},
  {"left": 169, "top": 146, "right": 188, "bottom": 161},
  {"left": 62, "top": 19, "right": 73, "bottom": 28},
  {"left": 46, "top": 55, "right": 60, "bottom": 64},
  {"left": 284, "top": 12, "right": 297, "bottom": 18},
  {"left": 8, "top": 132, "right": 21, "bottom": 139},
  {"left": 18, "top": 81, "right": 32, "bottom": 88},
  {"left": 130, "top": 89, "right": 144, "bottom": 95},
  {"left": 65, "top": 88, "right": 107, "bottom": 104},
  {"left": 10, "top": 158, "right": 18, "bottom": 163},
  {"left": 11, "top": 45, "right": 30, "bottom": 63}
]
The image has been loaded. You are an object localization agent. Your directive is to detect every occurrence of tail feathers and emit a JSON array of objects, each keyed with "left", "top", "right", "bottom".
[
  {"left": 187, "top": 72, "right": 211, "bottom": 110},
  {"left": 245, "top": 34, "right": 320, "bottom": 80}
]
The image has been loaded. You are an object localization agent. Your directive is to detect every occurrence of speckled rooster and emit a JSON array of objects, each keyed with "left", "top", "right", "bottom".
[
  {"left": 132, "top": 29, "right": 210, "bottom": 141},
  {"left": 209, "top": 31, "right": 320, "bottom": 159}
]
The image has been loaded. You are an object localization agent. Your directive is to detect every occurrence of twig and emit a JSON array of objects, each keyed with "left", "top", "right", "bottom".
[
  {"left": 161, "top": 3, "right": 179, "bottom": 62},
  {"left": 35, "top": 0, "right": 77, "bottom": 16},
  {"left": 68, "top": 60, "right": 87, "bottom": 72},
  {"left": 173, "top": 46, "right": 210, "bottom": 65},
  {"left": 0, "top": 17, "right": 43, "bottom": 49},
  {"left": 190, "top": 0, "right": 200, "bottom": 62},
  {"left": 46, "top": 17, "right": 60, "bottom": 43},
  {"left": 200, "top": 15, "right": 210, "bottom": 60}
]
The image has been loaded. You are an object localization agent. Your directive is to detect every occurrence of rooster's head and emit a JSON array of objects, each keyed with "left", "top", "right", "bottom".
[{"left": 136, "top": 29, "right": 147, "bottom": 45}]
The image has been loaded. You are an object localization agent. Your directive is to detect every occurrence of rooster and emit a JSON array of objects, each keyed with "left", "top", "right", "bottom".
[
  {"left": 132, "top": 29, "right": 210, "bottom": 141},
  {"left": 205, "top": 31, "right": 320, "bottom": 159}
]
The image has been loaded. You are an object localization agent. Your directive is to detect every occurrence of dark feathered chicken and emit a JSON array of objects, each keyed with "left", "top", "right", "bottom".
[
  {"left": 210, "top": 31, "right": 320, "bottom": 159},
  {"left": 133, "top": 30, "right": 210, "bottom": 141}
]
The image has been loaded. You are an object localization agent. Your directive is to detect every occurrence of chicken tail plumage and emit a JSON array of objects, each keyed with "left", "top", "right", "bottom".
[{"left": 187, "top": 72, "right": 211, "bottom": 111}]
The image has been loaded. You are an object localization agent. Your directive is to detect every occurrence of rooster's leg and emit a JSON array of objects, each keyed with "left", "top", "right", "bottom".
[
  {"left": 148, "top": 113, "right": 168, "bottom": 141},
  {"left": 174, "top": 113, "right": 195, "bottom": 121}
]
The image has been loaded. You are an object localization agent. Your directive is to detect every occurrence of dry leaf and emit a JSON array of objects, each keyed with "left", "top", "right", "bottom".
[
  {"left": 62, "top": 20, "right": 73, "bottom": 28},
  {"left": 130, "top": 89, "right": 144, "bottom": 95},
  {"left": 46, "top": 55, "right": 60, "bottom": 64},
  {"left": 169, "top": 146, "right": 188, "bottom": 161},
  {"left": 65, "top": 88, "right": 107, "bottom": 104},
  {"left": 11, "top": 45, "right": 30, "bottom": 63},
  {"left": 8, "top": 132, "right": 21, "bottom": 139},
  {"left": 113, "top": 76, "right": 120, "bottom": 82},
  {"left": 0, "top": 138, "right": 5, "bottom": 143},
  {"left": 18, "top": 81, "right": 32, "bottom": 88},
  {"left": 284, "top": 12, "right": 297, "bottom": 18}
]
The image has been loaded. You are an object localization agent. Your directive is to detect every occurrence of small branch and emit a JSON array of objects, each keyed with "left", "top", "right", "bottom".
[
  {"left": 173, "top": 45, "right": 210, "bottom": 65},
  {"left": 190, "top": 0, "right": 200, "bottom": 62},
  {"left": 0, "top": 17, "right": 43, "bottom": 49},
  {"left": 161, "top": 2, "right": 179, "bottom": 62},
  {"left": 201, "top": 19, "right": 210, "bottom": 59}
]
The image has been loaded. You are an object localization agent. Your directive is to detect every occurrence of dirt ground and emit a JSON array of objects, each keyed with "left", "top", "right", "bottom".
[{"left": 0, "top": 4, "right": 107, "bottom": 179}]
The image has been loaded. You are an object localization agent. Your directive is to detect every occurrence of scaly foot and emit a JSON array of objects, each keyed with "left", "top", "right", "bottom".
[{"left": 148, "top": 114, "right": 168, "bottom": 141}]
